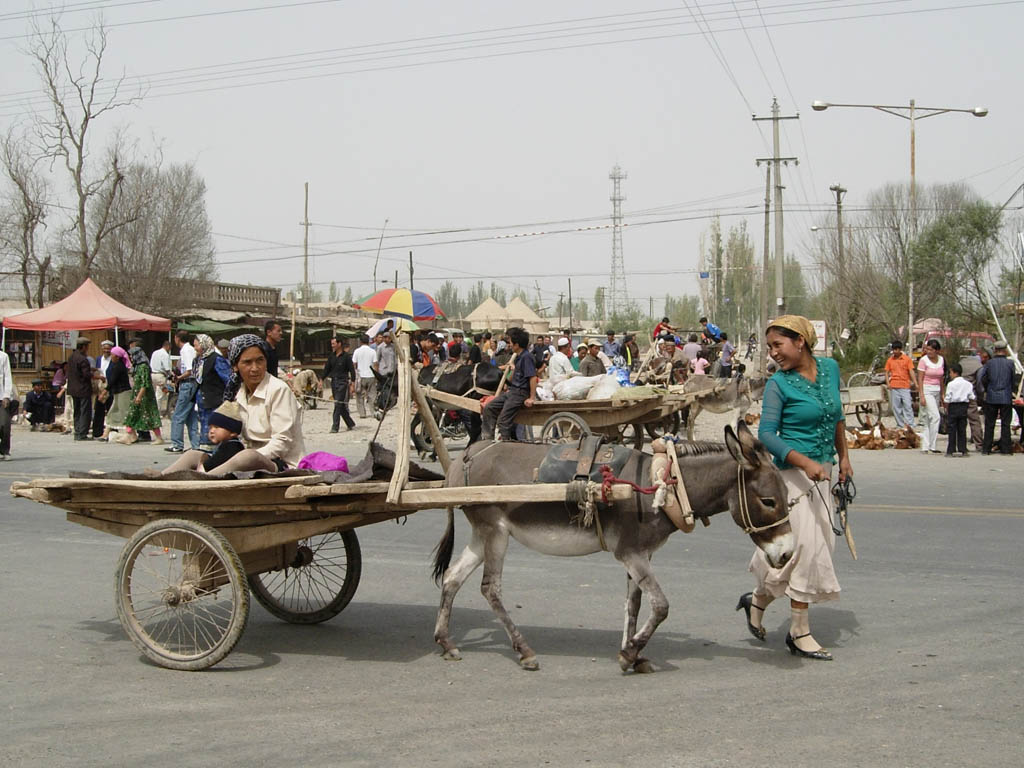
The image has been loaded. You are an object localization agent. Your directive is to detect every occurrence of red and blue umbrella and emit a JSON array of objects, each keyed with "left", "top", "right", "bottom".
[{"left": 354, "top": 288, "right": 445, "bottom": 321}]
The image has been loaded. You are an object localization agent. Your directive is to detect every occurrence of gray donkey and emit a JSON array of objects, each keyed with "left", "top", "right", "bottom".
[{"left": 432, "top": 421, "right": 794, "bottom": 672}]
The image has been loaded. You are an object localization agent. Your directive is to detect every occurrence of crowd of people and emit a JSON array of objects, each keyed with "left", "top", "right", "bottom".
[{"left": 884, "top": 336, "right": 1023, "bottom": 456}]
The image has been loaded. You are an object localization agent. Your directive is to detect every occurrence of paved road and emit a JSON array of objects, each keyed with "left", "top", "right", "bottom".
[{"left": 1, "top": 431, "right": 1021, "bottom": 767}]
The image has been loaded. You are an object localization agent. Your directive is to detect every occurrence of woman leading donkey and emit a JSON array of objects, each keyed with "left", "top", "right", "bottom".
[{"left": 737, "top": 315, "right": 853, "bottom": 661}]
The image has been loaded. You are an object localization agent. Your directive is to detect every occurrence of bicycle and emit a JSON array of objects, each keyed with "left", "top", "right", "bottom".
[{"left": 846, "top": 345, "right": 891, "bottom": 389}]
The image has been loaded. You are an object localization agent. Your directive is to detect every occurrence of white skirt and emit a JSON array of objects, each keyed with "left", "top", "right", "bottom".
[{"left": 748, "top": 466, "right": 841, "bottom": 603}]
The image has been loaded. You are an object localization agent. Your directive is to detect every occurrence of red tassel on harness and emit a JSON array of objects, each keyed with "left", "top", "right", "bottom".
[{"left": 598, "top": 464, "right": 673, "bottom": 503}]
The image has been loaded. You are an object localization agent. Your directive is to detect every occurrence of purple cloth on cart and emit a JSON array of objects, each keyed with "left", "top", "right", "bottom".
[{"left": 296, "top": 451, "right": 350, "bottom": 473}]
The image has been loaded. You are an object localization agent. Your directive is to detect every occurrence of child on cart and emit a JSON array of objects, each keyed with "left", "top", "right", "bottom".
[{"left": 162, "top": 401, "right": 246, "bottom": 475}]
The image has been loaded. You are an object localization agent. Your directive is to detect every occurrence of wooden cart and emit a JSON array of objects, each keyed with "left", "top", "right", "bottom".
[
  {"left": 841, "top": 384, "right": 887, "bottom": 427},
  {"left": 422, "top": 386, "right": 679, "bottom": 450},
  {"left": 8, "top": 334, "right": 634, "bottom": 670}
]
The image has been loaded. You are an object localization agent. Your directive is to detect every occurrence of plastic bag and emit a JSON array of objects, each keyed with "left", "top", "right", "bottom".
[
  {"left": 607, "top": 365, "right": 632, "bottom": 387},
  {"left": 587, "top": 374, "right": 622, "bottom": 400},
  {"left": 553, "top": 374, "right": 603, "bottom": 400}
]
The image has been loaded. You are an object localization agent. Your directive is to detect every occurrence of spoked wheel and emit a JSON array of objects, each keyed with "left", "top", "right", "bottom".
[
  {"left": 854, "top": 402, "right": 884, "bottom": 428},
  {"left": 645, "top": 412, "right": 682, "bottom": 440},
  {"left": 846, "top": 372, "right": 872, "bottom": 389},
  {"left": 541, "top": 411, "right": 591, "bottom": 443},
  {"left": 248, "top": 530, "right": 362, "bottom": 624},
  {"left": 115, "top": 519, "right": 249, "bottom": 671},
  {"left": 603, "top": 422, "right": 644, "bottom": 450}
]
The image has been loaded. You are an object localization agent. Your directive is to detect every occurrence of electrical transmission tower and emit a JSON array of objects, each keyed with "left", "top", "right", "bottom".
[{"left": 607, "top": 164, "right": 629, "bottom": 323}]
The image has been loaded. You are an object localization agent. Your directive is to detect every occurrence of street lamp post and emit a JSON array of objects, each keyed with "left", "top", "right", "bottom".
[{"left": 811, "top": 100, "right": 988, "bottom": 346}]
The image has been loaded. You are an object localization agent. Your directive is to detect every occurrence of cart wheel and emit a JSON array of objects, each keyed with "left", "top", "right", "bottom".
[
  {"left": 645, "top": 412, "right": 682, "bottom": 440},
  {"left": 115, "top": 519, "right": 249, "bottom": 671},
  {"left": 248, "top": 529, "right": 362, "bottom": 624},
  {"left": 541, "top": 412, "right": 591, "bottom": 443},
  {"left": 855, "top": 402, "right": 884, "bottom": 428},
  {"left": 604, "top": 422, "right": 644, "bottom": 450}
]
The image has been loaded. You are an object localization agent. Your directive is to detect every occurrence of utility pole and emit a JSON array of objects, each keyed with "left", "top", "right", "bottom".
[
  {"left": 568, "top": 278, "right": 573, "bottom": 337},
  {"left": 830, "top": 184, "right": 848, "bottom": 346},
  {"left": 408, "top": 251, "right": 414, "bottom": 291},
  {"left": 753, "top": 99, "right": 800, "bottom": 316},
  {"left": 301, "top": 182, "right": 310, "bottom": 310},
  {"left": 758, "top": 162, "right": 771, "bottom": 376},
  {"left": 558, "top": 292, "right": 565, "bottom": 328}
]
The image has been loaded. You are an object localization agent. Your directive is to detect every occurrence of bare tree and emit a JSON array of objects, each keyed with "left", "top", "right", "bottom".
[
  {"left": 84, "top": 159, "right": 217, "bottom": 314},
  {"left": 0, "top": 130, "right": 51, "bottom": 306},
  {"left": 28, "top": 16, "right": 142, "bottom": 276}
]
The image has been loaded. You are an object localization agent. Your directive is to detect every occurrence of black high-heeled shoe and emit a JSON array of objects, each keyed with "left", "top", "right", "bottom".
[
  {"left": 735, "top": 592, "right": 766, "bottom": 641},
  {"left": 785, "top": 633, "right": 833, "bottom": 661}
]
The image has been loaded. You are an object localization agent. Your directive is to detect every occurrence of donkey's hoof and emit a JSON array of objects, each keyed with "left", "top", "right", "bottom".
[
  {"left": 441, "top": 648, "right": 462, "bottom": 661},
  {"left": 617, "top": 652, "right": 634, "bottom": 672},
  {"left": 519, "top": 655, "right": 540, "bottom": 671},
  {"left": 633, "top": 658, "right": 654, "bottom": 674}
]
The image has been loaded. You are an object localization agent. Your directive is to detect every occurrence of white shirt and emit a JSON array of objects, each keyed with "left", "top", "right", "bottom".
[
  {"left": 236, "top": 373, "right": 306, "bottom": 468},
  {"left": 0, "top": 351, "right": 12, "bottom": 401},
  {"left": 944, "top": 377, "right": 976, "bottom": 403},
  {"left": 547, "top": 351, "right": 574, "bottom": 381},
  {"left": 352, "top": 345, "right": 377, "bottom": 378},
  {"left": 150, "top": 347, "right": 172, "bottom": 376},
  {"left": 178, "top": 343, "right": 196, "bottom": 375}
]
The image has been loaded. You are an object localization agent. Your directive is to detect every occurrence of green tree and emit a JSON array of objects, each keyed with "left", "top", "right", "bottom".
[
  {"left": 435, "top": 280, "right": 462, "bottom": 318},
  {"left": 328, "top": 281, "right": 338, "bottom": 302},
  {"left": 594, "top": 286, "right": 606, "bottom": 325},
  {"left": 342, "top": 285, "right": 353, "bottom": 304}
]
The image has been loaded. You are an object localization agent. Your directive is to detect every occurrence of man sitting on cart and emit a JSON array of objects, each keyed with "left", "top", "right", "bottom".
[{"left": 481, "top": 327, "right": 537, "bottom": 442}]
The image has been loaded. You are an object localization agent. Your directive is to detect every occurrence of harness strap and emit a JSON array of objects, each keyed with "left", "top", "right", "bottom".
[{"left": 736, "top": 463, "right": 791, "bottom": 534}]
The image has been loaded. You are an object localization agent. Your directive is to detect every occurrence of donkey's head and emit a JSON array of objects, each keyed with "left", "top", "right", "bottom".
[{"left": 724, "top": 420, "right": 794, "bottom": 568}]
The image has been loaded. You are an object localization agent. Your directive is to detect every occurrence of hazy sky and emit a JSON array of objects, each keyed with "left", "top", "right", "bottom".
[{"left": 1, "top": 0, "right": 1021, "bottom": 318}]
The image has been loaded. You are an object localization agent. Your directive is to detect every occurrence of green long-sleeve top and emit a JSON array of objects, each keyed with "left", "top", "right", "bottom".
[{"left": 758, "top": 357, "right": 845, "bottom": 469}]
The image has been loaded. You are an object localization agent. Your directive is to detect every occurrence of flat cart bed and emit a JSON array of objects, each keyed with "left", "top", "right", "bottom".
[{"left": 841, "top": 384, "right": 887, "bottom": 426}]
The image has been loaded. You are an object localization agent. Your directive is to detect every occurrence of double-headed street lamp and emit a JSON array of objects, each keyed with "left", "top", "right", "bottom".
[{"left": 811, "top": 99, "right": 988, "bottom": 345}]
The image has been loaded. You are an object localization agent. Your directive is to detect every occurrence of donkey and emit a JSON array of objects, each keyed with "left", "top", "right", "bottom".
[
  {"left": 432, "top": 420, "right": 794, "bottom": 673},
  {"left": 680, "top": 375, "right": 766, "bottom": 441}
]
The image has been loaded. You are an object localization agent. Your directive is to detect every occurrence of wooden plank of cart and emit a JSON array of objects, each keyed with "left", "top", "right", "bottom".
[
  {"left": 8, "top": 332, "right": 636, "bottom": 671},
  {"left": 424, "top": 385, "right": 680, "bottom": 449}
]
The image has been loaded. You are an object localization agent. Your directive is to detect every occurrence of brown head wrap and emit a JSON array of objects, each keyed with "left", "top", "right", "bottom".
[{"left": 768, "top": 315, "right": 817, "bottom": 349}]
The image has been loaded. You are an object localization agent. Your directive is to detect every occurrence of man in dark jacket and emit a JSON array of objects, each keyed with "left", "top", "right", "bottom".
[
  {"left": 978, "top": 340, "right": 1016, "bottom": 455},
  {"left": 67, "top": 336, "right": 94, "bottom": 441},
  {"left": 322, "top": 335, "right": 356, "bottom": 432}
]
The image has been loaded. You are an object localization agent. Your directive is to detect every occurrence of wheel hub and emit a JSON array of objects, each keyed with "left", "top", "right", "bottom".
[{"left": 289, "top": 545, "right": 315, "bottom": 569}]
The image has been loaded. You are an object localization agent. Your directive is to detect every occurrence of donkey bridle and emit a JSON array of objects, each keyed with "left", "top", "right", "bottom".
[{"left": 736, "top": 464, "right": 792, "bottom": 535}]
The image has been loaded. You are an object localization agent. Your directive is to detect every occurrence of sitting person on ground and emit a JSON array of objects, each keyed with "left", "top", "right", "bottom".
[
  {"left": 163, "top": 401, "right": 247, "bottom": 475},
  {"left": 24, "top": 380, "right": 55, "bottom": 430},
  {"left": 211, "top": 334, "right": 306, "bottom": 473},
  {"left": 481, "top": 327, "right": 537, "bottom": 441},
  {"left": 579, "top": 340, "right": 607, "bottom": 377}
]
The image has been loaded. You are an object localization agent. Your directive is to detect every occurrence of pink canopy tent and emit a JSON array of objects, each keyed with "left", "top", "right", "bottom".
[{"left": 3, "top": 278, "right": 171, "bottom": 336}]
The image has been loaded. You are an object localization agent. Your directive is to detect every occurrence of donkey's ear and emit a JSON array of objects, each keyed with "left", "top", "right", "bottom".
[{"left": 724, "top": 423, "right": 759, "bottom": 470}]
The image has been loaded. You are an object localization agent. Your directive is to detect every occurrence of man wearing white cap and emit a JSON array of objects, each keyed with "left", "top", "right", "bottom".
[{"left": 547, "top": 337, "right": 575, "bottom": 383}]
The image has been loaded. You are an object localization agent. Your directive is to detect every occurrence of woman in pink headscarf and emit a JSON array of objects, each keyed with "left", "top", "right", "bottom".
[{"left": 101, "top": 346, "right": 133, "bottom": 441}]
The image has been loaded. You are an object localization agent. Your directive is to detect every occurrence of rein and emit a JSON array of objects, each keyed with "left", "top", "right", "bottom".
[{"left": 736, "top": 463, "right": 791, "bottom": 535}]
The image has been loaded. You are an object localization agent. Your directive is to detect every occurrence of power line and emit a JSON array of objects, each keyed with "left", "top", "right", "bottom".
[
  {"left": 0, "top": 0, "right": 168, "bottom": 23},
  {"left": 2, "top": 0, "right": 1014, "bottom": 115},
  {"left": 0, "top": 0, "right": 345, "bottom": 42}
]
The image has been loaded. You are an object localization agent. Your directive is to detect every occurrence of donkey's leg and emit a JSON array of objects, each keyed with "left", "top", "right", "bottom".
[
  {"left": 479, "top": 527, "right": 539, "bottom": 670},
  {"left": 434, "top": 531, "right": 486, "bottom": 661},
  {"left": 617, "top": 554, "right": 670, "bottom": 673},
  {"left": 622, "top": 573, "right": 643, "bottom": 653},
  {"left": 686, "top": 404, "right": 700, "bottom": 441}
]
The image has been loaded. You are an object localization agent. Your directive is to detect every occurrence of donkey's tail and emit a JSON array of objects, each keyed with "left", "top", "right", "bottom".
[{"left": 431, "top": 506, "right": 456, "bottom": 586}]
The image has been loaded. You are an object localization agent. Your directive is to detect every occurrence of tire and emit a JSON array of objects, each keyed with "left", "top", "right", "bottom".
[
  {"left": 540, "top": 411, "right": 591, "bottom": 443},
  {"left": 115, "top": 519, "right": 249, "bottom": 671},
  {"left": 645, "top": 412, "right": 682, "bottom": 440},
  {"left": 411, "top": 409, "right": 467, "bottom": 453},
  {"left": 248, "top": 530, "right": 362, "bottom": 624}
]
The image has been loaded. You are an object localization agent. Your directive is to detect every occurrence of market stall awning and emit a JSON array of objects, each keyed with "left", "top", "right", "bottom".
[
  {"left": 175, "top": 319, "right": 245, "bottom": 334},
  {"left": 3, "top": 278, "right": 171, "bottom": 332}
]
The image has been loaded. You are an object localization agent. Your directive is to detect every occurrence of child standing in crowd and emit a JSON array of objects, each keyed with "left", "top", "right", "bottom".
[{"left": 944, "top": 362, "right": 975, "bottom": 457}]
